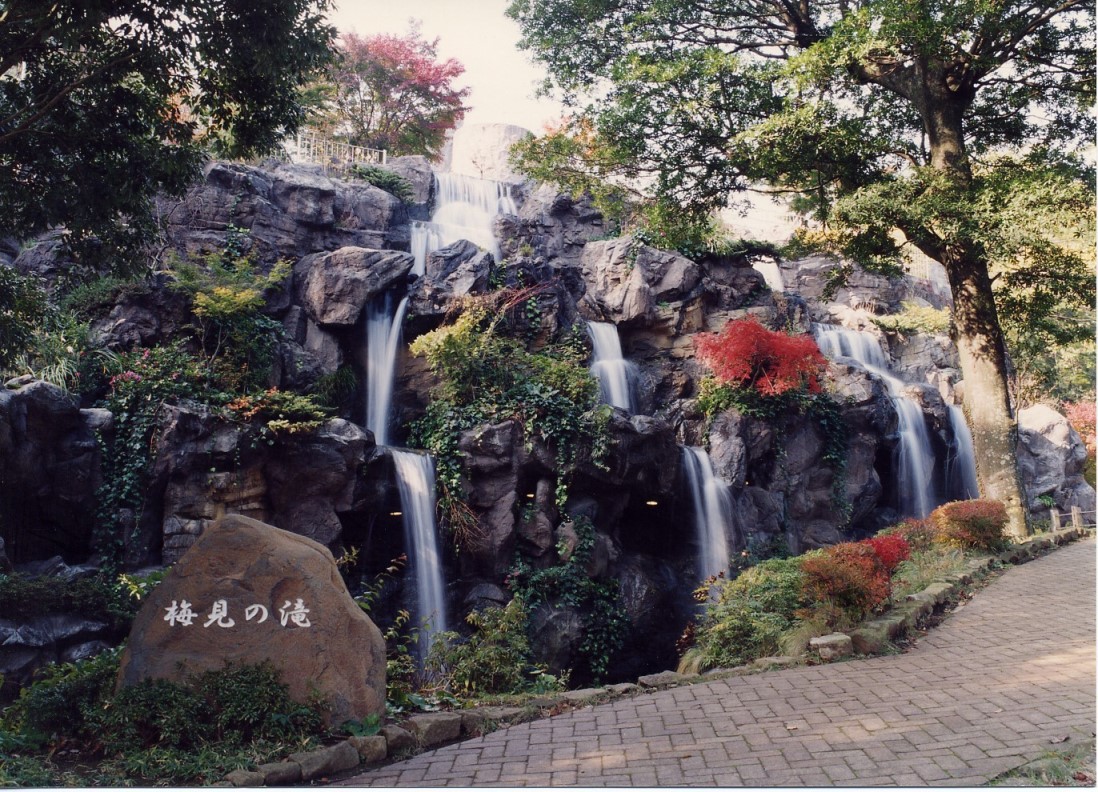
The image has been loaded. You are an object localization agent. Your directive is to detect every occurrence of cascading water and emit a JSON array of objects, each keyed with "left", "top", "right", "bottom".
[
  {"left": 947, "top": 404, "right": 979, "bottom": 500},
  {"left": 411, "top": 172, "right": 518, "bottom": 276},
  {"left": 364, "top": 291, "right": 448, "bottom": 652},
  {"left": 682, "top": 447, "right": 734, "bottom": 582},
  {"left": 365, "top": 292, "right": 409, "bottom": 448},
  {"left": 391, "top": 449, "right": 448, "bottom": 656},
  {"left": 587, "top": 321, "right": 637, "bottom": 413},
  {"left": 754, "top": 260, "right": 785, "bottom": 292},
  {"left": 813, "top": 323, "right": 938, "bottom": 518}
]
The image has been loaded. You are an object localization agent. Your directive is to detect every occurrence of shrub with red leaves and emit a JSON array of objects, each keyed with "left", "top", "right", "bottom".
[
  {"left": 800, "top": 542, "right": 890, "bottom": 621},
  {"left": 879, "top": 519, "right": 938, "bottom": 552},
  {"left": 864, "top": 534, "right": 912, "bottom": 573},
  {"left": 1063, "top": 401, "right": 1096, "bottom": 456},
  {"left": 695, "top": 316, "right": 826, "bottom": 397},
  {"left": 930, "top": 499, "right": 1008, "bottom": 550}
]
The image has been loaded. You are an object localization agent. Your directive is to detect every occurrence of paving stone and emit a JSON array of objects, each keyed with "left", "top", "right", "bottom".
[
  {"left": 380, "top": 724, "right": 416, "bottom": 754},
  {"left": 405, "top": 713, "right": 463, "bottom": 747},
  {"left": 637, "top": 670, "right": 688, "bottom": 688},
  {"left": 348, "top": 735, "right": 387, "bottom": 764},
  {"left": 335, "top": 538, "right": 1095, "bottom": 788}
]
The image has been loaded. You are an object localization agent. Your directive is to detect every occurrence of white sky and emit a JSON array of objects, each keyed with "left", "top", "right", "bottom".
[{"left": 329, "top": 0, "right": 563, "bottom": 132}]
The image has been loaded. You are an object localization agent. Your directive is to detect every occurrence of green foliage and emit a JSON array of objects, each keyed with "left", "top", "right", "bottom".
[
  {"left": 0, "top": 572, "right": 139, "bottom": 630},
  {"left": 507, "top": 517, "right": 626, "bottom": 683},
  {"left": 0, "top": 267, "right": 50, "bottom": 371},
  {"left": 348, "top": 164, "right": 415, "bottom": 202},
  {"left": 409, "top": 295, "right": 608, "bottom": 543},
  {"left": 58, "top": 275, "right": 151, "bottom": 322},
  {"left": 871, "top": 303, "right": 952, "bottom": 337},
  {"left": 426, "top": 597, "right": 562, "bottom": 695},
  {"left": 309, "top": 365, "right": 359, "bottom": 412},
  {"left": 2, "top": 654, "right": 324, "bottom": 786},
  {"left": 94, "top": 343, "right": 206, "bottom": 565},
  {"left": 169, "top": 253, "right": 291, "bottom": 393},
  {"left": 0, "top": 0, "right": 334, "bottom": 272},
  {"left": 224, "top": 388, "right": 329, "bottom": 439},
  {"left": 688, "top": 558, "right": 807, "bottom": 671}
]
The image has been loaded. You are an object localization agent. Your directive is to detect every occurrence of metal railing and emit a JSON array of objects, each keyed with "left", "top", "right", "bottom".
[{"left": 288, "top": 130, "right": 386, "bottom": 172}]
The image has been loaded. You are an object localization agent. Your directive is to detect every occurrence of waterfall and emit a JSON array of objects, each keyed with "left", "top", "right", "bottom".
[
  {"left": 587, "top": 321, "right": 637, "bottom": 413},
  {"left": 391, "top": 449, "right": 448, "bottom": 655},
  {"left": 754, "top": 260, "right": 785, "bottom": 292},
  {"left": 411, "top": 172, "right": 517, "bottom": 276},
  {"left": 813, "top": 323, "right": 938, "bottom": 518},
  {"left": 947, "top": 404, "right": 980, "bottom": 500},
  {"left": 365, "top": 292, "right": 409, "bottom": 448},
  {"left": 682, "top": 447, "right": 734, "bottom": 582}
]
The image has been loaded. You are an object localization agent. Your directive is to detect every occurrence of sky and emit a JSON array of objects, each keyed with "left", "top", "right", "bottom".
[{"left": 329, "top": 0, "right": 563, "bottom": 132}]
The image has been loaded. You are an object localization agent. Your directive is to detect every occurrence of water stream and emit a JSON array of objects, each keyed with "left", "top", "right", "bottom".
[
  {"left": 813, "top": 323, "right": 939, "bottom": 518},
  {"left": 391, "top": 449, "right": 448, "bottom": 656},
  {"left": 947, "top": 404, "right": 980, "bottom": 500},
  {"left": 587, "top": 320, "right": 637, "bottom": 413},
  {"left": 682, "top": 446, "right": 734, "bottom": 582},
  {"left": 754, "top": 260, "right": 785, "bottom": 292},
  {"left": 411, "top": 172, "right": 518, "bottom": 275},
  {"left": 365, "top": 292, "right": 409, "bottom": 448}
]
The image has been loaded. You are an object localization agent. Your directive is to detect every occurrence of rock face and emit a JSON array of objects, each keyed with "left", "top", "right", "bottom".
[
  {"left": 297, "top": 247, "right": 414, "bottom": 326},
  {"left": 0, "top": 380, "right": 102, "bottom": 563},
  {"left": 117, "top": 515, "right": 386, "bottom": 726},
  {"left": 1017, "top": 405, "right": 1096, "bottom": 514},
  {"left": 580, "top": 238, "right": 701, "bottom": 326}
]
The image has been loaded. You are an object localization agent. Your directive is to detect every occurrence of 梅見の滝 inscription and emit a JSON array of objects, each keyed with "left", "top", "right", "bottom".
[{"left": 163, "top": 598, "right": 312, "bottom": 628}]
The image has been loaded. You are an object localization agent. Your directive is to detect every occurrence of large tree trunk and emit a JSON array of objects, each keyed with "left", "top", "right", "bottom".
[
  {"left": 941, "top": 246, "right": 1029, "bottom": 539},
  {"left": 918, "top": 90, "right": 1029, "bottom": 539}
]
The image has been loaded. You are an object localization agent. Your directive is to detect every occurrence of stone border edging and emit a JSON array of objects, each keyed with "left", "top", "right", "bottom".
[{"left": 219, "top": 526, "right": 1093, "bottom": 787}]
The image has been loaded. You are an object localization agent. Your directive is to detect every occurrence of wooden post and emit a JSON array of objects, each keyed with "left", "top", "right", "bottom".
[
  {"left": 1050, "top": 509, "right": 1061, "bottom": 530},
  {"left": 1070, "top": 506, "right": 1083, "bottom": 529}
]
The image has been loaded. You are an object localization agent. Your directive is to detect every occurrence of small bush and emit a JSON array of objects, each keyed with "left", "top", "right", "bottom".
[
  {"left": 0, "top": 573, "right": 139, "bottom": 629},
  {"left": 694, "top": 315, "right": 826, "bottom": 397},
  {"left": 689, "top": 558, "right": 807, "bottom": 670},
  {"left": 864, "top": 534, "right": 912, "bottom": 573},
  {"left": 800, "top": 543, "right": 889, "bottom": 621},
  {"left": 878, "top": 518, "right": 939, "bottom": 552},
  {"left": 348, "top": 165, "right": 415, "bottom": 203},
  {"left": 930, "top": 499, "right": 1009, "bottom": 551},
  {"left": 426, "top": 597, "right": 559, "bottom": 695}
]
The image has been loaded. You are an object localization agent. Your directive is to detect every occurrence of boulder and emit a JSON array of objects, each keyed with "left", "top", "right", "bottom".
[
  {"left": 497, "top": 184, "right": 608, "bottom": 269},
  {"left": 579, "top": 238, "right": 700, "bottom": 326},
  {"left": 117, "top": 515, "right": 386, "bottom": 726},
  {"left": 384, "top": 155, "right": 435, "bottom": 206},
  {"left": 1018, "top": 405, "right": 1096, "bottom": 513},
  {"left": 297, "top": 247, "right": 414, "bottom": 326}
]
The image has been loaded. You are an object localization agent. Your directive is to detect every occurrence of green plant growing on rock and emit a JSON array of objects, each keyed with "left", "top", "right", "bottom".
[
  {"left": 169, "top": 252, "right": 290, "bottom": 393},
  {"left": 871, "top": 302, "right": 952, "bottom": 337},
  {"left": 408, "top": 292, "right": 608, "bottom": 545},
  {"left": 507, "top": 517, "right": 626, "bottom": 683},
  {"left": 348, "top": 164, "right": 415, "bottom": 202},
  {"left": 93, "top": 343, "right": 206, "bottom": 566}
]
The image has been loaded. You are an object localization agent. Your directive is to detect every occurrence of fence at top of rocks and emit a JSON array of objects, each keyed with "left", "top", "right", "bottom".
[
  {"left": 286, "top": 130, "right": 387, "bottom": 173},
  {"left": 1048, "top": 506, "right": 1096, "bottom": 531}
]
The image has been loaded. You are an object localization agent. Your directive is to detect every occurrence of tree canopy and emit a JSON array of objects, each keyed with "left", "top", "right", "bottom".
[
  {"left": 319, "top": 26, "right": 470, "bottom": 159},
  {"left": 507, "top": 0, "right": 1096, "bottom": 537},
  {"left": 0, "top": 0, "right": 335, "bottom": 269}
]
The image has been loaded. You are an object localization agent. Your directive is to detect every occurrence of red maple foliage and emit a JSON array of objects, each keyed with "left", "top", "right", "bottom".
[
  {"left": 930, "top": 499, "right": 1008, "bottom": 550},
  {"left": 694, "top": 316, "right": 826, "bottom": 396},
  {"left": 329, "top": 26, "right": 470, "bottom": 158},
  {"left": 1063, "top": 401, "right": 1096, "bottom": 455},
  {"left": 800, "top": 542, "right": 890, "bottom": 619},
  {"left": 864, "top": 534, "right": 912, "bottom": 573}
]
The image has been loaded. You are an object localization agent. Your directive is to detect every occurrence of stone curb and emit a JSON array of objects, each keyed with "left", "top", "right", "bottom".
[{"left": 223, "top": 526, "right": 1093, "bottom": 785}]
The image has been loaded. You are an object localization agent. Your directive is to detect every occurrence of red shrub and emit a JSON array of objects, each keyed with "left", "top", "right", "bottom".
[
  {"left": 879, "top": 519, "right": 938, "bottom": 552},
  {"left": 864, "top": 534, "right": 912, "bottom": 573},
  {"left": 694, "top": 316, "right": 826, "bottom": 397},
  {"left": 800, "top": 543, "right": 890, "bottom": 620},
  {"left": 930, "top": 499, "right": 1008, "bottom": 550},
  {"left": 1063, "top": 401, "right": 1096, "bottom": 456}
]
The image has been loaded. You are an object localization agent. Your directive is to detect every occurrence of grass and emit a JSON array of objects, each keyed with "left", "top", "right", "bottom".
[
  {"left": 890, "top": 547, "right": 970, "bottom": 601},
  {"left": 989, "top": 738, "right": 1096, "bottom": 786}
]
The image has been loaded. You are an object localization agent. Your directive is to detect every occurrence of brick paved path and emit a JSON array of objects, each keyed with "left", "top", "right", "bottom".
[{"left": 339, "top": 539, "right": 1096, "bottom": 787}]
